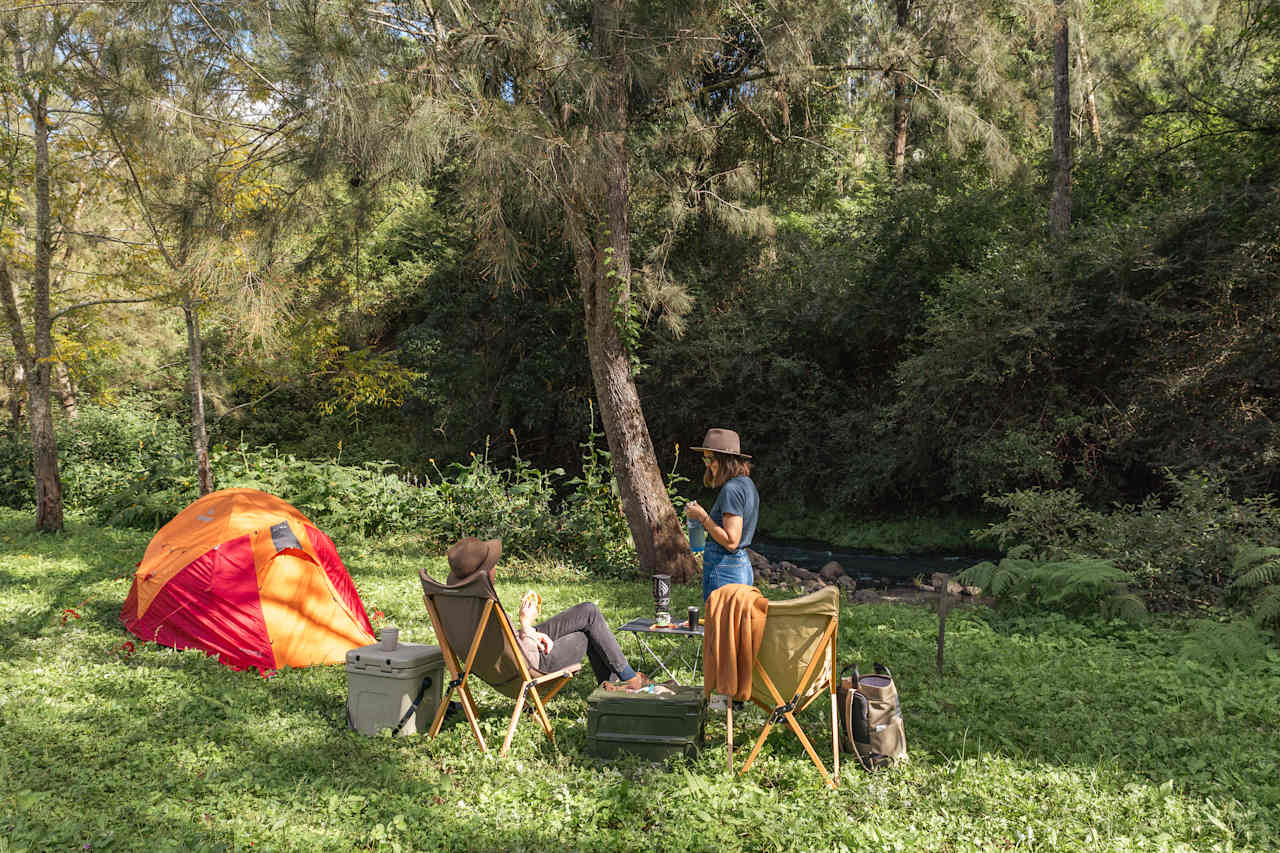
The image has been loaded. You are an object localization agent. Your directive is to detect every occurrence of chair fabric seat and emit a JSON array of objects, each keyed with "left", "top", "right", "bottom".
[
  {"left": 751, "top": 586, "right": 839, "bottom": 703},
  {"left": 419, "top": 568, "right": 579, "bottom": 755}
]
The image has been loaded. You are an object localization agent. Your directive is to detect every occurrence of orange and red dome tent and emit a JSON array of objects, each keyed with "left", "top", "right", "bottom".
[{"left": 121, "top": 488, "right": 376, "bottom": 673}]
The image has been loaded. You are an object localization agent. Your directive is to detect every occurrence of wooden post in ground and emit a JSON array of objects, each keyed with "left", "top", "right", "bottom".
[{"left": 936, "top": 573, "right": 952, "bottom": 675}]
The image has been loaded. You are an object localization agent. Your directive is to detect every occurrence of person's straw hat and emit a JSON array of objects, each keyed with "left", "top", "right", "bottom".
[
  {"left": 691, "top": 428, "right": 751, "bottom": 459},
  {"left": 447, "top": 537, "right": 502, "bottom": 579}
]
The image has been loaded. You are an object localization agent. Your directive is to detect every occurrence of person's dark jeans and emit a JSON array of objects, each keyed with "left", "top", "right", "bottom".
[{"left": 535, "top": 602, "right": 634, "bottom": 683}]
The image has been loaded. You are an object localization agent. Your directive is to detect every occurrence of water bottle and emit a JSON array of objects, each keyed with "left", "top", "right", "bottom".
[{"left": 687, "top": 518, "right": 706, "bottom": 554}]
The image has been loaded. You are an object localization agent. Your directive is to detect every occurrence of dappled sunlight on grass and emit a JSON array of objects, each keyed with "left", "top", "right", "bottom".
[{"left": 1, "top": 509, "right": 1277, "bottom": 851}]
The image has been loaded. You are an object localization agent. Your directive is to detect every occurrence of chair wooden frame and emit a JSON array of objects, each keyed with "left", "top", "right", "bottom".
[
  {"left": 727, "top": 610, "right": 840, "bottom": 789},
  {"left": 421, "top": 588, "right": 577, "bottom": 757}
]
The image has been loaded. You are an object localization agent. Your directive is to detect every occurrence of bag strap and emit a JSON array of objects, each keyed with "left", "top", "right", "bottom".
[{"left": 391, "top": 675, "right": 433, "bottom": 737}]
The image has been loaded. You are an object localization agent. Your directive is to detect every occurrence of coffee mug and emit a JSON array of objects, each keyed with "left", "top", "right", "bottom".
[{"left": 380, "top": 626, "right": 399, "bottom": 651}]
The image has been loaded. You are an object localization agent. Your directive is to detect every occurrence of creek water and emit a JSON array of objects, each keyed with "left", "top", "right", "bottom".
[{"left": 750, "top": 536, "right": 992, "bottom": 587}]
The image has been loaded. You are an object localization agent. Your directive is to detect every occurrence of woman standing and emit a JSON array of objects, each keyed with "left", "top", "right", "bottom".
[{"left": 685, "top": 428, "right": 759, "bottom": 601}]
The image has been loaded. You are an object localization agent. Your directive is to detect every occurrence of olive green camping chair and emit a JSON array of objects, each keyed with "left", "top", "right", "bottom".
[
  {"left": 419, "top": 569, "right": 580, "bottom": 756},
  {"left": 722, "top": 584, "right": 841, "bottom": 788}
]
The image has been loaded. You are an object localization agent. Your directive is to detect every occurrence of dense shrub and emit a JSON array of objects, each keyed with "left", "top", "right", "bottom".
[
  {"left": 0, "top": 433, "right": 33, "bottom": 510},
  {"left": 0, "top": 400, "right": 189, "bottom": 514},
  {"left": 977, "top": 470, "right": 1280, "bottom": 614},
  {"left": 56, "top": 401, "right": 190, "bottom": 510},
  {"left": 36, "top": 402, "right": 661, "bottom": 576}
]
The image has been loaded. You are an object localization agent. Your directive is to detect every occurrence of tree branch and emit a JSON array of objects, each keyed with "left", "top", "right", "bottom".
[
  {"left": 183, "top": 0, "right": 288, "bottom": 99},
  {"left": 215, "top": 381, "right": 292, "bottom": 420},
  {"left": 50, "top": 295, "right": 160, "bottom": 323},
  {"left": 100, "top": 122, "right": 180, "bottom": 272},
  {"left": 643, "top": 63, "right": 896, "bottom": 119},
  {"left": 62, "top": 229, "right": 159, "bottom": 248}
]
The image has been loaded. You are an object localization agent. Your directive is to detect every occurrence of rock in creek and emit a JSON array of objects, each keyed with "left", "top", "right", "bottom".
[
  {"left": 744, "top": 548, "right": 858, "bottom": 601},
  {"left": 820, "top": 560, "right": 845, "bottom": 581}
]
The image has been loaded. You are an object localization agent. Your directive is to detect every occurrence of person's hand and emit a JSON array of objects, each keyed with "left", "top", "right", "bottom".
[
  {"left": 686, "top": 500, "right": 708, "bottom": 525},
  {"left": 536, "top": 631, "right": 554, "bottom": 654}
]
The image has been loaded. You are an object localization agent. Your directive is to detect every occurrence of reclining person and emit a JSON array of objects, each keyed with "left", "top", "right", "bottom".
[{"left": 446, "top": 537, "right": 650, "bottom": 691}]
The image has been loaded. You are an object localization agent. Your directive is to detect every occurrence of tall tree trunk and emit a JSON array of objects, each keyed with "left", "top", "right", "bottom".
[
  {"left": 4, "top": 360, "right": 23, "bottom": 434},
  {"left": 889, "top": 0, "right": 913, "bottom": 182},
  {"left": 1077, "top": 23, "right": 1102, "bottom": 148},
  {"left": 1049, "top": 0, "right": 1072, "bottom": 239},
  {"left": 183, "top": 296, "right": 213, "bottom": 495},
  {"left": 54, "top": 360, "right": 77, "bottom": 420},
  {"left": 572, "top": 0, "right": 697, "bottom": 583},
  {"left": 25, "top": 87, "right": 64, "bottom": 531},
  {"left": 0, "top": 94, "right": 63, "bottom": 525}
]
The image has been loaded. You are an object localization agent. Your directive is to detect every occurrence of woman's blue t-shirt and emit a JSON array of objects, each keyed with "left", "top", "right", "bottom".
[
  {"left": 701, "top": 475, "right": 759, "bottom": 600},
  {"left": 706, "top": 475, "right": 758, "bottom": 556}
]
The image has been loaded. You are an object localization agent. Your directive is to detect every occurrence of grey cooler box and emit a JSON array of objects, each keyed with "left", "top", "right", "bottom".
[
  {"left": 585, "top": 684, "right": 707, "bottom": 760},
  {"left": 345, "top": 641, "right": 444, "bottom": 736}
]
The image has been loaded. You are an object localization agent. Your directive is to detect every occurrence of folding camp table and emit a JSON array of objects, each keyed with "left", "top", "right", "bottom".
[{"left": 617, "top": 617, "right": 703, "bottom": 685}]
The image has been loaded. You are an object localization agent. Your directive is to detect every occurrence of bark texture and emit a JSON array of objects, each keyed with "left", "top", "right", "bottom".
[
  {"left": 4, "top": 360, "right": 22, "bottom": 433},
  {"left": 183, "top": 297, "right": 213, "bottom": 496},
  {"left": 1077, "top": 24, "right": 1102, "bottom": 147},
  {"left": 1050, "top": 0, "right": 1072, "bottom": 239},
  {"left": 889, "top": 0, "right": 913, "bottom": 182},
  {"left": 54, "top": 361, "right": 77, "bottom": 420}
]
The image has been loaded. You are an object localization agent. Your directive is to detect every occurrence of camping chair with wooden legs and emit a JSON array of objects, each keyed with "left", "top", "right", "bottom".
[
  {"left": 724, "top": 585, "right": 841, "bottom": 789},
  {"left": 419, "top": 569, "right": 580, "bottom": 756}
]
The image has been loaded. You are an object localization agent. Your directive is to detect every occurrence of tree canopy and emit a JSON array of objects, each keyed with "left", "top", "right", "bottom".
[{"left": 0, "top": 0, "right": 1276, "bottom": 546}]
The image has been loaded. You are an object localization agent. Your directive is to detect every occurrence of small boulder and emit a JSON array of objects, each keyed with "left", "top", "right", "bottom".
[
  {"left": 931, "top": 572, "right": 964, "bottom": 596},
  {"left": 784, "top": 562, "right": 819, "bottom": 582},
  {"left": 819, "top": 561, "right": 845, "bottom": 581}
]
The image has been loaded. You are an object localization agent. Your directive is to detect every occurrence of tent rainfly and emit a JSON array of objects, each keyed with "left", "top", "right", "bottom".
[{"left": 121, "top": 488, "right": 376, "bottom": 672}]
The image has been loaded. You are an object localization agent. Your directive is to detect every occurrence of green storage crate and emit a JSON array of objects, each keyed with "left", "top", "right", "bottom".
[
  {"left": 345, "top": 641, "right": 444, "bottom": 737},
  {"left": 585, "top": 685, "right": 707, "bottom": 760}
]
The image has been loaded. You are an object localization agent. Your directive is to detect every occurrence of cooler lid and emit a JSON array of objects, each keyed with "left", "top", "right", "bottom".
[
  {"left": 346, "top": 641, "right": 443, "bottom": 670},
  {"left": 587, "top": 684, "right": 706, "bottom": 713}
]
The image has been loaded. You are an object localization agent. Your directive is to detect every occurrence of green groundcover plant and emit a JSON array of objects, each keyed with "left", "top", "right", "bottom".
[{"left": 1, "top": 510, "right": 1278, "bottom": 852}]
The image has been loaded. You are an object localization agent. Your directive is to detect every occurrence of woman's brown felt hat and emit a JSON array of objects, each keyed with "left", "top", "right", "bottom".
[
  {"left": 691, "top": 428, "right": 751, "bottom": 459},
  {"left": 446, "top": 537, "right": 502, "bottom": 579}
]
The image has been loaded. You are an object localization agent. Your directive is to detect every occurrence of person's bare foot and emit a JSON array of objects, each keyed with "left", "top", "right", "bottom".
[{"left": 602, "top": 672, "right": 651, "bottom": 691}]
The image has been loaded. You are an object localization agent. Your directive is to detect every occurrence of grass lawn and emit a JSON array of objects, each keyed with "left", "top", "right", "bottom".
[{"left": 1, "top": 507, "right": 1278, "bottom": 852}]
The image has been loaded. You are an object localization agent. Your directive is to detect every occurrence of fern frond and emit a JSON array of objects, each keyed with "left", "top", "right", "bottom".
[
  {"left": 1251, "top": 587, "right": 1280, "bottom": 629},
  {"left": 1231, "top": 546, "right": 1280, "bottom": 589},
  {"left": 1233, "top": 545, "right": 1280, "bottom": 570},
  {"left": 1035, "top": 558, "right": 1126, "bottom": 605},
  {"left": 1101, "top": 592, "right": 1147, "bottom": 622},
  {"left": 957, "top": 560, "right": 998, "bottom": 589},
  {"left": 990, "top": 561, "right": 1028, "bottom": 597}
]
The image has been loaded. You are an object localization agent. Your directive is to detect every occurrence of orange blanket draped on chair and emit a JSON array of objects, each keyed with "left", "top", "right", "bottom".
[{"left": 702, "top": 583, "right": 769, "bottom": 701}]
